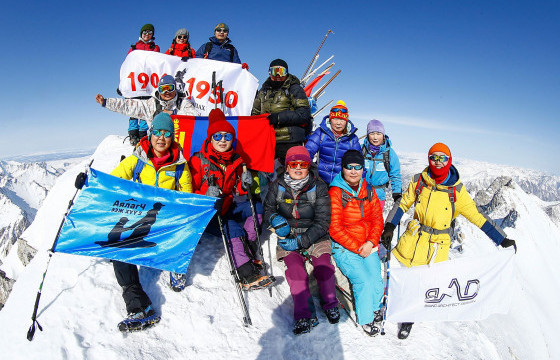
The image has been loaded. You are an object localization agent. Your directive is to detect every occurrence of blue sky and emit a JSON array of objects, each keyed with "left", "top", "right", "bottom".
[{"left": 1, "top": 0, "right": 558, "bottom": 175}]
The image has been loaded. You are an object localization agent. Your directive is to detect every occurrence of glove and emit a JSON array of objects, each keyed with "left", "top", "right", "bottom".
[
  {"left": 392, "top": 193, "right": 402, "bottom": 203},
  {"left": 500, "top": 238, "right": 517, "bottom": 253},
  {"left": 181, "top": 56, "right": 190, "bottom": 61},
  {"left": 205, "top": 185, "right": 221, "bottom": 197},
  {"left": 241, "top": 171, "right": 253, "bottom": 189},
  {"left": 267, "top": 113, "right": 279, "bottom": 126},
  {"left": 380, "top": 223, "right": 396, "bottom": 249},
  {"left": 75, "top": 172, "right": 87, "bottom": 189},
  {"left": 242, "top": 63, "right": 249, "bottom": 70},
  {"left": 278, "top": 235, "right": 302, "bottom": 252},
  {"left": 269, "top": 213, "right": 291, "bottom": 238}
]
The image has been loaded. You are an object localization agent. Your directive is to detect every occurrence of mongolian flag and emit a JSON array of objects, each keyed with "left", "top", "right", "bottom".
[
  {"left": 172, "top": 114, "right": 276, "bottom": 173},
  {"left": 54, "top": 168, "right": 218, "bottom": 273}
]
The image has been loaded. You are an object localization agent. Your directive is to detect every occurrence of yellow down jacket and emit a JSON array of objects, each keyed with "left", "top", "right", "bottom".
[{"left": 389, "top": 166, "right": 492, "bottom": 267}]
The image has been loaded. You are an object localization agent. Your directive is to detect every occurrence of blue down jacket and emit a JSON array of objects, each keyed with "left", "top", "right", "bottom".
[{"left": 305, "top": 116, "right": 361, "bottom": 184}]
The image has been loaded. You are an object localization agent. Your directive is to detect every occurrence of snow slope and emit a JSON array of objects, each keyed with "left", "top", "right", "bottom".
[{"left": 0, "top": 135, "right": 559, "bottom": 360}]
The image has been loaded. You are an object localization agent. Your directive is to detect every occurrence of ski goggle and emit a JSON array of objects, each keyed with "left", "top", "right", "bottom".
[
  {"left": 176, "top": 35, "right": 188, "bottom": 40},
  {"left": 142, "top": 30, "right": 153, "bottom": 36},
  {"left": 344, "top": 164, "right": 363, "bottom": 171},
  {"left": 158, "top": 84, "right": 175, "bottom": 94},
  {"left": 269, "top": 66, "right": 288, "bottom": 77},
  {"left": 429, "top": 154, "right": 450, "bottom": 163},
  {"left": 212, "top": 133, "right": 234, "bottom": 142},
  {"left": 152, "top": 129, "right": 172, "bottom": 138},
  {"left": 287, "top": 161, "right": 310, "bottom": 170},
  {"left": 330, "top": 107, "right": 348, "bottom": 114}
]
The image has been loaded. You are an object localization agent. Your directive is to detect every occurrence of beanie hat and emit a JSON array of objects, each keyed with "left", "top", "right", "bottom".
[
  {"left": 140, "top": 24, "right": 155, "bottom": 36},
  {"left": 207, "top": 108, "right": 236, "bottom": 138},
  {"left": 329, "top": 100, "right": 349, "bottom": 121},
  {"left": 269, "top": 59, "right": 289, "bottom": 73},
  {"left": 285, "top": 146, "right": 311, "bottom": 167},
  {"left": 428, "top": 142, "right": 451, "bottom": 157},
  {"left": 150, "top": 113, "right": 174, "bottom": 140},
  {"left": 214, "top": 23, "right": 229, "bottom": 32},
  {"left": 367, "top": 119, "right": 385, "bottom": 135},
  {"left": 174, "top": 28, "right": 189, "bottom": 39},
  {"left": 158, "top": 75, "right": 176, "bottom": 87},
  {"left": 342, "top": 149, "right": 364, "bottom": 169}
]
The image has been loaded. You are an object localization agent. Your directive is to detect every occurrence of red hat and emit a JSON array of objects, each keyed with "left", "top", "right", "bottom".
[
  {"left": 329, "top": 100, "right": 349, "bottom": 122},
  {"left": 285, "top": 146, "right": 311, "bottom": 167},
  {"left": 428, "top": 142, "right": 451, "bottom": 156},
  {"left": 207, "top": 108, "right": 236, "bottom": 138}
]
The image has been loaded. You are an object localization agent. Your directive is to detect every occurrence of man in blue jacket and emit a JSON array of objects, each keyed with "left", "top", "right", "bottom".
[{"left": 196, "top": 23, "right": 242, "bottom": 64}]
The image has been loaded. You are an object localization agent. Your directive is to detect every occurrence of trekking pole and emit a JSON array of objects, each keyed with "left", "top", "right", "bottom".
[
  {"left": 311, "top": 70, "right": 341, "bottom": 99},
  {"left": 210, "top": 176, "right": 252, "bottom": 327},
  {"left": 301, "top": 30, "right": 334, "bottom": 80},
  {"left": 211, "top": 71, "right": 218, "bottom": 110},
  {"left": 217, "top": 80, "right": 225, "bottom": 112},
  {"left": 335, "top": 284, "right": 358, "bottom": 327},
  {"left": 380, "top": 222, "right": 398, "bottom": 336},
  {"left": 242, "top": 164, "right": 273, "bottom": 297},
  {"left": 27, "top": 159, "right": 93, "bottom": 341}
]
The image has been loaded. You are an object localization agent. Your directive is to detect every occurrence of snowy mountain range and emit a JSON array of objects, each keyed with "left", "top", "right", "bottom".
[{"left": 0, "top": 135, "right": 559, "bottom": 359}]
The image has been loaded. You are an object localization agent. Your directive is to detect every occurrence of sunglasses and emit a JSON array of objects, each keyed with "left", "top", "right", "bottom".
[
  {"left": 142, "top": 30, "right": 153, "bottom": 35},
  {"left": 429, "top": 154, "right": 450, "bottom": 163},
  {"left": 344, "top": 164, "right": 363, "bottom": 170},
  {"left": 215, "top": 28, "right": 228, "bottom": 33},
  {"left": 331, "top": 107, "right": 348, "bottom": 114},
  {"left": 152, "top": 129, "right": 172, "bottom": 138},
  {"left": 287, "top": 161, "right": 310, "bottom": 170},
  {"left": 158, "top": 84, "right": 175, "bottom": 94},
  {"left": 212, "top": 133, "right": 234, "bottom": 142},
  {"left": 177, "top": 35, "right": 188, "bottom": 39},
  {"left": 269, "top": 66, "right": 287, "bottom": 77}
]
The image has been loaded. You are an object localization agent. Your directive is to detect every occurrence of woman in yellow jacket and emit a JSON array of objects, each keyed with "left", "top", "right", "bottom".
[
  {"left": 111, "top": 112, "right": 193, "bottom": 331},
  {"left": 381, "top": 142, "right": 517, "bottom": 339}
]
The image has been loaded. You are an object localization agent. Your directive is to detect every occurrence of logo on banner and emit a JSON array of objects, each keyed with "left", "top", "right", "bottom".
[
  {"left": 95, "top": 201, "right": 165, "bottom": 249},
  {"left": 424, "top": 278, "right": 480, "bottom": 307}
]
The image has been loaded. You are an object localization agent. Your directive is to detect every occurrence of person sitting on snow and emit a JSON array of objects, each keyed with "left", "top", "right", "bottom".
[
  {"left": 305, "top": 100, "right": 361, "bottom": 185},
  {"left": 188, "top": 108, "right": 275, "bottom": 291},
  {"left": 110, "top": 113, "right": 193, "bottom": 331},
  {"left": 95, "top": 75, "right": 199, "bottom": 145},
  {"left": 329, "top": 150, "right": 385, "bottom": 336},
  {"left": 381, "top": 142, "right": 517, "bottom": 340}
]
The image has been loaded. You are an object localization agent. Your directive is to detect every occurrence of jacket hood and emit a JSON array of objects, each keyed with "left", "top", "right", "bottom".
[
  {"left": 423, "top": 164, "right": 461, "bottom": 188},
  {"left": 330, "top": 172, "right": 364, "bottom": 195},
  {"left": 361, "top": 135, "right": 392, "bottom": 155},
  {"left": 320, "top": 116, "right": 357, "bottom": 139}
]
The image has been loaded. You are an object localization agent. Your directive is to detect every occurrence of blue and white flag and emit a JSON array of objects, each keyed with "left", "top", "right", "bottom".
[{"left": 54, "top": 168, "right": 217, "bottom": 273}]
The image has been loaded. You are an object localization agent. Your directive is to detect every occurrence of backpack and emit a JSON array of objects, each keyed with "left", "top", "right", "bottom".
[
  {"left": 204, "top": 41, "right": 235, "bottom": 62},
  {"left": 412, "top": 173, "right": 463, "bottom": 223},
  {"left": 276, "top": 184, "right": 317, "bottom": 206},
  {"left": 131, "top": 159, "right": 185, "bottom": 191},
  {"left": 362, "top": 146, "right": 391, "bottom": 188},
  {"left": 340, "top": 183, "right": 374, "bottom": 218}
]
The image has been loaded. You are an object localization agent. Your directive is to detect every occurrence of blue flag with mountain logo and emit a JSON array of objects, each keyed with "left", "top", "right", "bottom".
[{"left": 54, "top": 168, "right": 217, "bottom": 273}]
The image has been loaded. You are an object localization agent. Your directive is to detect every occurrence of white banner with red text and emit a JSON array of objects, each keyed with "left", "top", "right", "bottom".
[
  {"left": 118, "top": 52, "right": 258, "bottom": 116},
  {"left": 386, "top": 248, "right": 515, "bottom": 322}
]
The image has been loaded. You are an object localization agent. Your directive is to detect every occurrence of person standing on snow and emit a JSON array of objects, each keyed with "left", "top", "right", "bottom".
[
  {"left": 251, "top": 59, "right": 312, "bottom": 164},
  {"left": 305, "top": 100, "right": 361, "bottom": 184},
  {"left": 195, "top": 22, "right": 245, "bottom": 66},
  {"left": 95, "top": 75, "right": 199, "bottom": 144},
  {"left": 110, "top": 113, "right": 193, "bottom": 331},
  {"left": 263, "top": 146, "right": 339, "bottom": 335},
  {"left": 329, "top": 150, "right": 385, "bottom": 336},
  {"left": 381, "top": 142, "right": 517, "bottom": 339},
  {"left": 188, "top": 108, "right": 275, "bottom": 291},
  {"left": 165, "top": 28, "right": 196, "bottom": 59},
  {"left": 124, "top": 23, "right": 161, "bottom": 145}
]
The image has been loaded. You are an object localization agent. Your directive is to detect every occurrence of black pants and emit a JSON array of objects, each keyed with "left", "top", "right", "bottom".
[{"left": 113, "top": 261, "right": 151, "bottom": 313}]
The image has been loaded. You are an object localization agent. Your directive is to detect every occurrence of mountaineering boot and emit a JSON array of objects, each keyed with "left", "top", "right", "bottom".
[
  {"left": 362, "top": 321, "right": 380, "bottom": 337},
  {"left": 398, "top": 322, "right": 414, "bottom": 339},
  {"left": 293, "top": 317, "right": 319, "bottom": 335},
  {"left": 325, "top": 307, "right": 340, "bottom": 324},
  {"left": 374, "top": 309, "right": 384, "bottom": 323},
  {"left": 169, "top": 272, "right": 188, "bottom": 292},
  {"left": 128, "top": 129, "right": 140, "bottom": 146},
  {"left": 118, "top": 305, "right": 160, "bottom": 332},
  {"left": 138, "top": 130, "right": 148, "bottom": 139},
  {"left": 241, "top": 274, "right": 276, "bottom": 291}
]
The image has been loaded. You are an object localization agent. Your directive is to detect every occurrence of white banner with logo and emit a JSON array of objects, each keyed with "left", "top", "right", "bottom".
[
  {"left": 118, "top": 53, "right": 258, "bottom": 116},
  {"left": 387, "top": 249, "right": 515, "bottom": 322}
]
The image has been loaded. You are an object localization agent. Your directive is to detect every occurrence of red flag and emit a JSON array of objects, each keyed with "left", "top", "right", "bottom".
[
  {"left": 304, "top": 72, "right": 329, "bottom": 97},
  {"left": 172, "top": 114, "right": 276, "bottom": 173}
]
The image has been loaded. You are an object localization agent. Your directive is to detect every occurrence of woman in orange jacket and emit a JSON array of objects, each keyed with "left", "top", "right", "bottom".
[{"left": 329, "top": 150, "right": 385, "bottom": 336}]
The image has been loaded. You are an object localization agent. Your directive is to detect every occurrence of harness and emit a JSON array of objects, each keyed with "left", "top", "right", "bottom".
[
  {"left": 362, "top": 146, "right": 391, "bottom": 189},
  {"left": 204, "top": 41, "right": 235, "bottom": 62},
  {"left": 340, "top": 183, "right": 374, "bottom": 218},
  {"left": 131, "top": 158, "right": 185, "bottom": 191}
]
